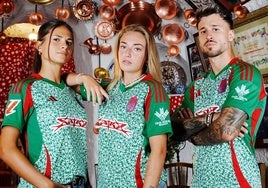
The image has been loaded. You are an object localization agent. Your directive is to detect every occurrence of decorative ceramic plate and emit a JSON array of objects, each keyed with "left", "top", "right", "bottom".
[
  {"left": 161, "top": 61, "right": 187, "bottom": 94},
  {"left": 73, "top": 0, "right": 95, "bottom": 21},
  {"left": 94, "top": 20, "right": 114, "bottom": 40}
]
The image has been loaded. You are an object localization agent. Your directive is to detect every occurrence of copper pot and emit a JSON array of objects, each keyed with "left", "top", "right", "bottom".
[
  {"left": 99, "top": 4, "right": 116, "bottom": 21},
  {"left": 184, "top": 9, "right": 197, "bottom": 27},
  {"left": 167, "top": 45, "right": 180, "bottom": 57},
  {"left": 55, "top": 7, "right": 70, "bottom": 20},
  {"left": 234, "top": 4, "right": 248, "bottom": 19},
  {"left": 154, "top": 0, "right": 177, "bottom": 20},
  {"left": 29, "top": 12, "right": 44, "bottom": 25},
  {"left": 27, "top": 0, "right": 56, "bottom": 5},
  {"left": 2, "top": 0, "right": 14, "bottom": 14},
  {"left": 116, "top": 1, "right": 161, "bottom": 35},
  {"left": 84, "top": 38, "right": 101, "bottom": 55},
  {"left": 100, "top": 43, "right": 112, "bottom": 54},
  {"left": 161, "top": 23, "right": 185, "bottom": 45},
  {"left": 102, "top": 0, "right": 121, "bottom": 6}
]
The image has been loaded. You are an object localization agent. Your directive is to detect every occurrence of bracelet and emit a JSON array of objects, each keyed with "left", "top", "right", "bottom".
[
  {"left": 205, "top": 113, "right": 214, "bottom": 126},
  {"left": 75, "top": 73, "right": 84, "bottom": 85}
]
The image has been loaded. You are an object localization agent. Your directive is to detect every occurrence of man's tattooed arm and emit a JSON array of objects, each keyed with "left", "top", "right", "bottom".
[{"left": 190, "top": 107, "right": 247, "bottom": 145}]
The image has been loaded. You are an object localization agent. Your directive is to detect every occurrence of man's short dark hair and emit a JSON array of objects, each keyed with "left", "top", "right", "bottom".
[{"left": 196, "top": 5, "right": 233, "bottom": 29}]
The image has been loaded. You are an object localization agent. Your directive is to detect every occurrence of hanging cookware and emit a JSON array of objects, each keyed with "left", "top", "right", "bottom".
[
  {"left": 154, "top": 0, "right": 177, "bottom": 20},
  {"left": 73, "top": 0, "right": 95, "bottom": 21},
  {"left": 161, "top": 23, "right": 185, "bottom": 45},
  {"left": 167, "top": 45, "right": 180, "bottom": 57},
  {"left": 27, "top": 0, "right": 56, "bottom": 5},
  {"left": 233, "top": 4, "right": 248, "bottom": 19},
  {"left": 184, "top": 9, "right": 197, "bottom": 27},
  {"left": 116, "top": 1, "right": 161, "bottom": 35},
  {"left": 99, "top": 4, "right": 116, "bottom": 21},
  {"left": 102, "top": 0, "right": 121, "bottom": 7},
  {"left": 94, "top": 20, "right": 114, "bottom": 40},
  {"left": 100, "top": 42, "right": 112, "bottom": 54},
  {"left": 94, "top": 67, "right": 109, "bottom": 78}
]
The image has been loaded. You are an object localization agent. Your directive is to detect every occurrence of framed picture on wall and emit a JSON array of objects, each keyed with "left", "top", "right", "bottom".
[
  {"left": 232, "top": 5, "right": 268, "bottom": 75},
  {"left": 187, "top": 33, "right": 210, "bottom": 81},
  {"left": 193, "top": 33, "right": 210, "bottom": 73},
  {"left": 187, "top": 43, "right": 205, "bottom": 81}
]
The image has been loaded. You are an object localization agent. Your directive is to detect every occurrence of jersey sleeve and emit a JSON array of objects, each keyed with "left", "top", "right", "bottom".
[
  {"left": 223, "top": 63, "right": 267, "bottom": 117},
  {"left": 2, "top": 81, "right": 34, "bottom": 132},
  {"left": 143, "top": 80, "right": 173, "bottom": 139}
]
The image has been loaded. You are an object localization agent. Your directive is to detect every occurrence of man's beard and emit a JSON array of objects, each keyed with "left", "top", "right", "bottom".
[{"left": 203, "top": 47, "right": 223, "bottom": 58}]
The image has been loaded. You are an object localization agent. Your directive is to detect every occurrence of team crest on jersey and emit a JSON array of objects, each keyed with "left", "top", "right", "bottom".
[
  {"left": 232, "top": 84, "right": 249, "bottom": 101},
  {"left": 154, "top": 108, "right": 169, "bottom": 126},
  {"left": 96, "top": 118, "right": 132, "bottom": 137},
  {"left": 5, "top": 100, "right": 21, "bottom": 116},
  {"left": 126, "top": 96, "right": 138, "bottom": 112},
  {"left": 218, "top": 79, "right": 227, "bottom": 93}
]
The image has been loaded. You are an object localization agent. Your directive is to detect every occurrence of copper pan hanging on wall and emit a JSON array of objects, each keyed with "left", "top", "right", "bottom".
[
  {"left": 116, "top": 1, "right": 161, "bottom": 35},
  {"left": 73, "top": 0, "right": 95, "bottom": 21},
  {"left": 27, "top": 0, "right": 56, "bottom": 5}
]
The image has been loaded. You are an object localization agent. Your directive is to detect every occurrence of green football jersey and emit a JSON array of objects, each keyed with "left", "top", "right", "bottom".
[
  {"left": 182, "top": 58, "right": 267, "bottom": 187},
  {"left": 2, "top": 74, "right": 88, "bottom": 187},
  {"left": 96, "top": 74, "right": 172, "bottom": 188}
]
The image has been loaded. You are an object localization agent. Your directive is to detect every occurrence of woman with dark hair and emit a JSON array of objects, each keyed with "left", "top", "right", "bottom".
[{"left": 0, "top": 19, "right": 107, "bottom": 187}]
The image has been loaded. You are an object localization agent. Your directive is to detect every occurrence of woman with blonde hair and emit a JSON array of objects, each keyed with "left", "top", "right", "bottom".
[{"left": 94, "top": 24, "right": 173, "bottom": 188}]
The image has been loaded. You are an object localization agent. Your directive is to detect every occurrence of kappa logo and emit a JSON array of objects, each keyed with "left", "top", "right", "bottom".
[
  {"left": 232, "top": 84, "right": 249, "bottom": 101},
  {"left": 154, "top": 108, "right": 169, "bottom": 126},
  {"left": 5, "top": 100, "right": 21, "bottom": 116}
]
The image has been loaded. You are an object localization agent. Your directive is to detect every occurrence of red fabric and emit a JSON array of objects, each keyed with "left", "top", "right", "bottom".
[
  {"left": 0, "top": 37, "right": 75, "bottom": 124},
  {"left": 169, "top": 94, "right": 184, "bottom": 114},
  {"left": 135, "top": 148, "right": 143, "bottom": 188}
]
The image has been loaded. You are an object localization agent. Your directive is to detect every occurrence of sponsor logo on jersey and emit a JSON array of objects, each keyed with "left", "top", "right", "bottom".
[
  {"left": 5, "top": 99, "right": 20, "bottom": 116},
  {"left": 154, "top": 108, "right": 170, "bottom": 126},
  {"left": 96, "top": 118, "right": 132, "bottom": 137},
  {"left": 196, "top": 106, "right": 219, "bottom": 116},
  {"left": 232, "top": 84, "right": 249, "bottom": 101},
  {"left": 51, "top": 116, "right": 87, "bottom": 131}
]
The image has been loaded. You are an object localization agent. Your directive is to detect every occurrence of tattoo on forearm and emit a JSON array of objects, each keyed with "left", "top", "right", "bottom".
[{"left": 191, "top": 107, "right": 247, "bottom": 145}]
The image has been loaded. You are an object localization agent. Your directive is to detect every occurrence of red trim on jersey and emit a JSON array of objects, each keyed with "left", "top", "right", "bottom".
[
  {"left": 250, "top": 108, "right": 262, "bottom": 147},
  {"left": 229, "top": 57, "right": 240, "bottom": 65},
  {"left": 142, "top": 75, "right": 168, "bottom": 121},
  {"left": 230, "top": 141, "right": 251, "bottom": 187},
  {"left": 190, "top": 85, "right": 195, "bottom": 101},
  {"left": 44, "top": 146, "right": 52, "bottom": 179},
  {"left": 135, "top": 148, "right": 143, "bottom": 188},
  {"left": 144, "top": 89, "right": 151, "bottom": 121},
  {"left": 143, "top": 76, "right": 167, "bottom": 103},
  {"left": 259, "top": 79, "right": 267, "bottom": 100},
  {"left": 24, "top": 84, "right": 34, "bottom": 116},
  {"left": 230, "top": 58, "right": 255, "bottom": 82}
]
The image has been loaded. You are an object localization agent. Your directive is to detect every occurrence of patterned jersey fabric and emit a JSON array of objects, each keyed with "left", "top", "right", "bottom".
[
  {"left": 96, "top": 74, "right": 173, "bottom": 188},
  {"left": 2, "top": 74, "right": 88, "bottom": 187},
  {"left": 182, "top": 58, "right": 267, "bottom": 187}
]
